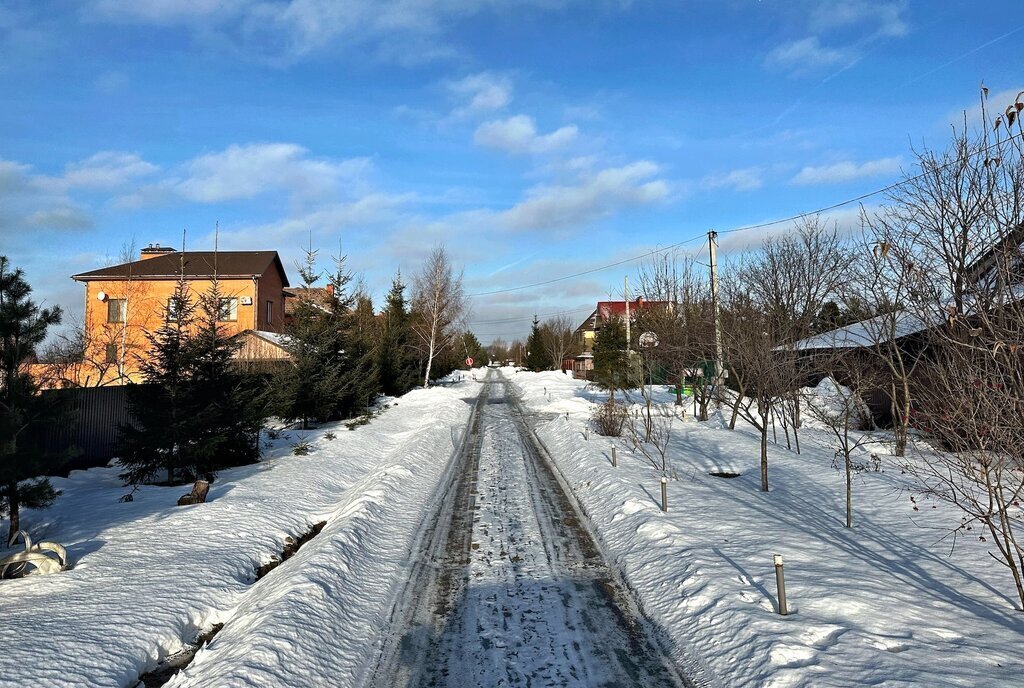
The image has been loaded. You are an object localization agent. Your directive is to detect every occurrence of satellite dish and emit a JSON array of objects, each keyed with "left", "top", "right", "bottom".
[
  {"left": 96, "top": 291, "right": 108, "bottom": 302},
  {"left": 638, "top": 331, "right": 659, "bottom": 348}
]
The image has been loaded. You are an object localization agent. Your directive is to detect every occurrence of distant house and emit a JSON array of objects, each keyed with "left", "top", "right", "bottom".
[
  {"left": 787, "top": 224, "right": 1024, "bottom": 423},
  {"left": 68, "top": 245, "right": 291, "bottom": 385},
  {"left": 232, "top": 329, "right": 292, "bottom": 372},
  {"left": 570, "top": 297, "right": 670, "bottom": 378},
  {"left": 282, "top": 285, "right": 335, "bottom": 323}
]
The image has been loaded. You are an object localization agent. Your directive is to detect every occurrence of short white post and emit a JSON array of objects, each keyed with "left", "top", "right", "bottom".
[
  {"left": 660, "top": 477, "right": 668, "bottom": 512},
  {"left": 774, "top": 554, "right": 788, "bottom": 615}
]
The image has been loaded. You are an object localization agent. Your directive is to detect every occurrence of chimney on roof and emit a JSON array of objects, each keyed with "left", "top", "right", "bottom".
[
  {"left": 139, "top": 243, "right": 177, "bottom": 260},
  {"left": 326, "top": 284, "right": 335, "bottom": 297},
  {"left": 636, "top": 296, "right": 644, "bottom": 307}
]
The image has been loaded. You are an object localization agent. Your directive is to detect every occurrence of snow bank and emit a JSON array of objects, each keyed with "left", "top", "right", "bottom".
[
  {"left": 0, "top": 380, "right": 478, "bottom": 686},
  {"left": 510, "top": 371, "right": 1023, "bottom": 687}
]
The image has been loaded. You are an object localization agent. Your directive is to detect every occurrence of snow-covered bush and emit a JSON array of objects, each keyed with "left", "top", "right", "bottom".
[{"left": 591, "top": 399, "right": 628, "bottom": 437}]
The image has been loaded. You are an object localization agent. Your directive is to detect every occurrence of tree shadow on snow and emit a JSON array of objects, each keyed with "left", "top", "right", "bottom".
[
  {"left": 386, "top": 574, "right": 689, "bottom": 688},
  {"left": 719, "top": 478, "right": 1024, "bottom": 627}
]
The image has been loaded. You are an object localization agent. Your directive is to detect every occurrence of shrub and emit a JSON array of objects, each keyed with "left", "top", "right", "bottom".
[
  {"left": 592, "top": 399, "right": 628, "bottom": 437},
  {"left": 291, "top": 439, "right": 313, "bottom": 456}
]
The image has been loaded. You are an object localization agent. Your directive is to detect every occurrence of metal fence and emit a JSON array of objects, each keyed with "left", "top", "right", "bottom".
[{"left": 29, "top": 385, "right": 141, "bottom": 475}]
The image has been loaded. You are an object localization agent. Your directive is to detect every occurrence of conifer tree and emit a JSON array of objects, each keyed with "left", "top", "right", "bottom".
[
  {"left": 461, "top": 331, "right": 488, "bottom": 367},
  {"left": 118, "top": 276, "right": 196, "bottom": 485},
  {"left": 525, "top": 316, "right": 547, "bottom": 371},
  {"left": 118, "top": 271, "right": 261, "bottom": 485},
  {"left": 275, "top": 246, "right": 339, "bottom": 428},
  {"left": 342, "top": 292, "right": 381, "bottom": 414},
  {"left": 274, "top": 242, "right": 372, "bottom": 424},
  {"left": 186, "top": 280, "right": 261, "bottom": 473},
  {"left": 0, "top": 256, "right": 64, "bottom": 542},
  {"left": 593, "top": 318, "right": 630, "bottom": 401},
  {"left": 378, "top": 271, "right": 417, "bottom": 396}
]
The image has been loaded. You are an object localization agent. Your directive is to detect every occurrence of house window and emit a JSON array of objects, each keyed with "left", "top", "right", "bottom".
[
  {"left": 167, "top": 296, "right": 182, "bottom": 322},
  {"left": 107, "top": 299, "right": 126, "bottom": 323},
  {"left": 104, "top": 343, "right": 118, "bottom": 364},
  {"left": 218, "top": 297, "right": 238, "bottom": 322},
  {"left": 266, "top": 300, "right": 273, "bottom": 325}
]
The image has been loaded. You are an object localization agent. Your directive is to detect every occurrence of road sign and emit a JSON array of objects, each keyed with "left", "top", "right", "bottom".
[{"left": 466, "top": 357, "right": 474, "bottom": 366}]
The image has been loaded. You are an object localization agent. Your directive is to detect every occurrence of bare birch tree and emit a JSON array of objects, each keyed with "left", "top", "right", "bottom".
[
  {"left": 540, "top": 314, "right": 579, "bottom": 371},
  {"left": 636, "top": 251, "right": 717, "bottom": 417},
  {"left": 738, "top": 217, "right": 851, "bottom": 453},
  {"left": 870, "top": 87, "right": 1024, "bottom": 608},
  {"left": 411, "top": 245, "right": 466, "bottom": 387},
  {"left": 803, "top": 351, "right": 884, "bottom": 528}
]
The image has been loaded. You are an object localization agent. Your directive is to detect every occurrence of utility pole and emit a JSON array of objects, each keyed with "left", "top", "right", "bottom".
[
  {"left": 624, "top": 275, "right": 631, "bottom": 355},
  {"left": 709, "top": 229, "right": 724, "bottom": 386}
]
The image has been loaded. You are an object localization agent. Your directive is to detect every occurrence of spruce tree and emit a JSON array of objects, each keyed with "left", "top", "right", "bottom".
[
  {"left": 377, "top": 271, "right": 418, "bottom": 396},
  {"left": 525, "top": 316, "right": 547, "bottom": 371},
  {"left": 186, "top": 281, "right": 261, "bottom": 474},
  {"left": 592, "top": 318, "right": 630, "bottom": 401},
  {"left": 341, "top": 293, "right": 381, "bottom": 415},
  {"left": 0, "top": 256, "right": 64, "bottom": 542},
  {"left": 462, "top": 331, "right": 488, "bottom": 367},
  {"left": 274, "top": 243, "right": 368, "bottom": 425},
  {"left": 118, "top": 277, "right": 197, "bottom": 485},
  {"left": 119, "top": 276, "right": 260, "bottom": 486}
]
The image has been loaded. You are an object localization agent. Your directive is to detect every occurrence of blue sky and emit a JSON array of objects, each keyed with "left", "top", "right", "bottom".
[{"left": 2, "top": 0, "right": 1022, "bottom": 343}]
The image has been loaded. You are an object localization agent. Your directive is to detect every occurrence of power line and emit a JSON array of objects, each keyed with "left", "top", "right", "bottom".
[
  {"left": 467, "top": 129, "right": 1024, "bottom": 298},
  {"left": 467, "top": 234, "right": 706, "bottom": 297},
  {"left": 469, "top": 306, "right": 593, "bottom": 325}
]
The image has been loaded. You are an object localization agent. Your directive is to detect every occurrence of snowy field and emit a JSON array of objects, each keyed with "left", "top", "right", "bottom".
[
  {"left": 0, "top": 374, "right": 480, "bottom": 687},
  {"left": 508, "top": 368, "right": 1024, "bottom": 688}
]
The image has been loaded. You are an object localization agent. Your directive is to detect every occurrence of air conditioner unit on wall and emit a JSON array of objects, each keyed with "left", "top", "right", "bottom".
[{"left": 240, "top": 296, "right": 253, "bottom": 305}]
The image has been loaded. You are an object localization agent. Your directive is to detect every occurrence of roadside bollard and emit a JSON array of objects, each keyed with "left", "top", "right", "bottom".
[
  {"left": 660, "top": 477, "right": 668, "bottom": 512},
  {"left": 611, "top": 446, "right": 617, "bottom": 467},
  {"left": 774, "top": 554, "right": 788, "bottom": 615}
]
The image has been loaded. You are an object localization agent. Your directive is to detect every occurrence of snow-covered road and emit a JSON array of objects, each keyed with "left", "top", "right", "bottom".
[{"left": 377, "top": 375, "right": 689, "bottom": 687}]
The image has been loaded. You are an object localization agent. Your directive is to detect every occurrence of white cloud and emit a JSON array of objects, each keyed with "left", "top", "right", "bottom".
[
  {"left": 93, "top": 70, "right": 130, "bottom": 94},
  {"left": 473, "top": 115, "right": 578, "bottom": 155},
  {"left": 446, "top": 72, "right": 513, "bottom": 116},
  {"left": 765, "top": 1, "right": 909, "bottom": 78},
  {"left": 764, "top": 37, "right": 855, "bottom": 75},
  {"left": 58, "top": 152, "right": 158, "bottom": 190},
  {"left": 87, "top": 0, "right": 233, "bottom": 24},
  {"left": 83, "top": 1, "right": 598, "bottom": 65},
  {"left": 173, "top": 143, "right": 372, "bottom": 203},
  {"left": 791, "top": 156, "right": 901, "bottom": 185},
  {"left": 945, "top": 87, "right": 1024, "bottom": 129},
  {"left": 499, "top": 161, "right": 668, "bottom": 231},
  {"left": 215, "top": 192, "right": 415, "bottom": 249},
  {"left": 24, "top": 206, "right": 93, "bottom": 230},
  {"left": 0, "top": 158, "right": 97, "bottom": 233},
  {"left": 701, "top": 167, "right": 765, "bottom": 192},
  {"left": 716, "top": 205, "right": 873, "bottom": 253},
  {"left": 0, "top": 160, "right": 32, "bottom": 193},
  {"left": 809, "top": 1, "right": 908, "bottom": 38}
]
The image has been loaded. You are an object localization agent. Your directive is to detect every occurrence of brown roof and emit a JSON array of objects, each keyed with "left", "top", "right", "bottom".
[
  {"left": 282, "top": 286, "right": 332, "bottom": 315},
  {"left": 963, "top": 222, "right": 1024, "bottom": 288},
  {"left": 72, "top": 251, "right": 290, "bottom": 287}
]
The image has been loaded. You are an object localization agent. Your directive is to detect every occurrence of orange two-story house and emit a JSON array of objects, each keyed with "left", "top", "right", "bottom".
[{"left": 70, "top": 245, "right": 290, "bottom": 385}]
